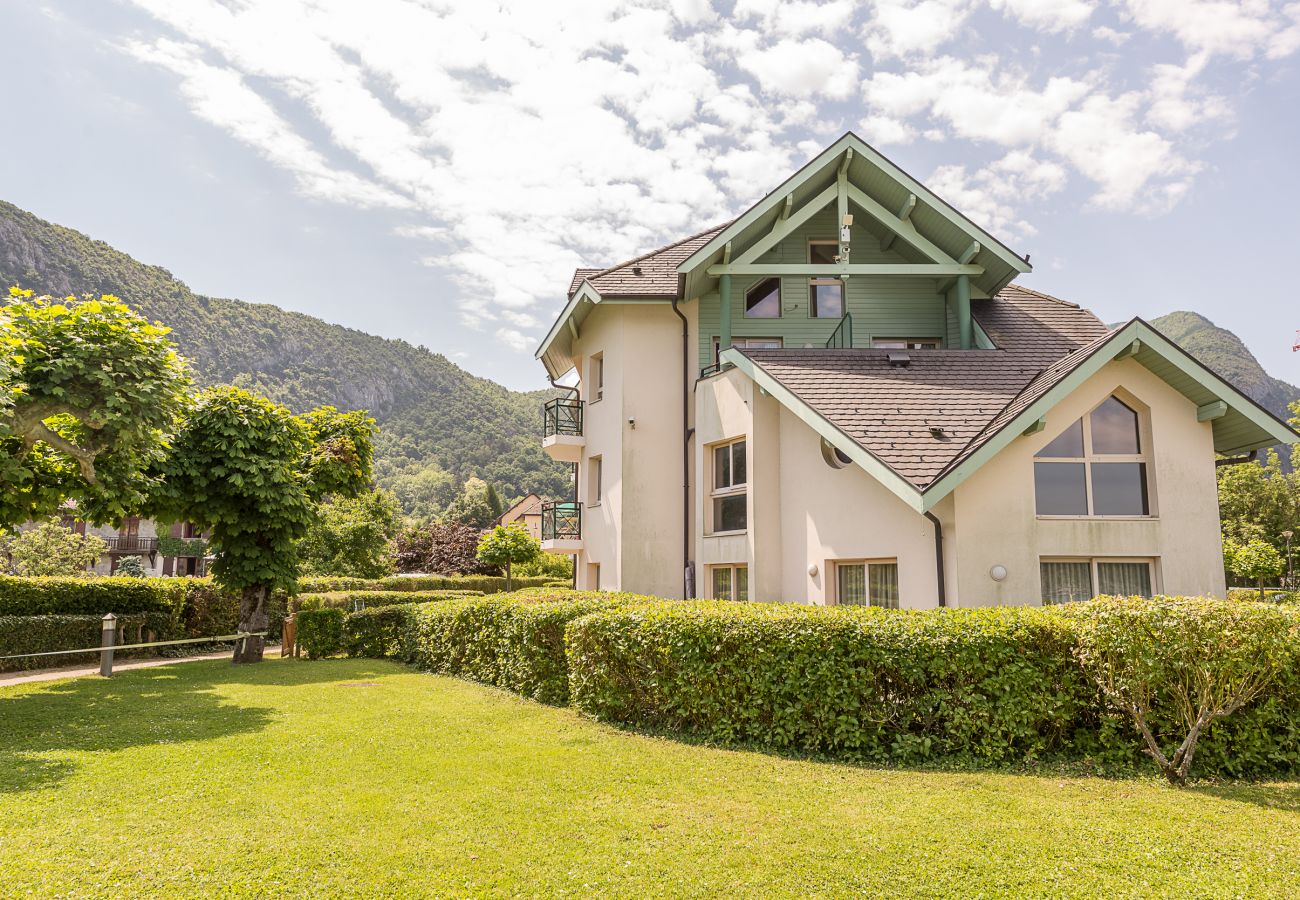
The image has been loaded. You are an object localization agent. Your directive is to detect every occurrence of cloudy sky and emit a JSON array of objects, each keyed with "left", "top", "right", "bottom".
[{"left": 4, "top": 0, "right": 1299, "bottom": 391}]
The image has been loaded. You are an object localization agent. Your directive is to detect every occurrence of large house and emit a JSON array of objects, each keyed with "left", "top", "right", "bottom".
[
  {"left": 52, "top": 509, "right": 209, "bottom": 577},
  {"left": 535, "top": 133, "right": 1299, "bottom": 606}
]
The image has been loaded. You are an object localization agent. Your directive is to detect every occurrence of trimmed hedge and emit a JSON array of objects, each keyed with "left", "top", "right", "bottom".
[
  {"left": 0, "top": 613, "right": 163, "bottom": 671},
  {"left": 297, "top": 574, "right": 552, "bottom": 595},
  {"left": 293, "top": 589, "right": 484, "bottom": 613},
  {"left": 296, "top": 608, "right": 346, "bottom": 659},
  {"left": 1228, "top": 588, "right": 1299, "bottom": 605},
  {"left": 0, "top": 575, "right": 187, "bottom": 619},
  {"left": 343, "top": 606, "right": 417, "bottom": 660},
  {"left": 565, "top": 602, "right": 1093, "bottom": 763}
]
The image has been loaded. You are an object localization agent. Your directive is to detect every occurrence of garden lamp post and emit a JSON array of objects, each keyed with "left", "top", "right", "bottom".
[{"left": 100, "top": 613, "right": 117, "bottom": 677}]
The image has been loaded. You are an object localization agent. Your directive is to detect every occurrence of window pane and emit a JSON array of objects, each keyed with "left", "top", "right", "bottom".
[
  {"left": 838, "top": 564, "right": 866, "bottom": 605},
  {"left": 714, "top": 445, "right": 731, "bottom": 489},
  {"left": 1090, "top": 396, "right": 1140, "bottom": 455},
  {"left": 736, "top": 566, "right": 749, "bottom": 602},
  {"left": 1098, "top": 562, "right": 1152, "bottom": 598},
  {"left": 810, "top": 282, "right": 843, "bottom": 318},
  {"left": 1034, "top": 462, "right": 1088, "bottom": 515},
  {"left": 713, "top": 566, "right": 733, "bottom": 601},
  {"left": 869, "top": 563, "right": 899, "bottom": 609},
  {"left": 1041, "top": 562, "right": 1093, "bottom": 604},
  {"left": 714, "top": 495, "right": 746, "bottom": 532},
  {"left": 745, "top": 278, "right": 781, "bottom": 318},
  {"left": 809, "top": 243, "right": 837, "bottom": 265},
  {"left": 1035, "top": 419, "right": 1084, "bottom": 458},
  {"left": 731, "top": 441, "right": 747, "bottom": 486},
  {"left": 1090, "top": 463, "right": 1149, "bottom": 516}
]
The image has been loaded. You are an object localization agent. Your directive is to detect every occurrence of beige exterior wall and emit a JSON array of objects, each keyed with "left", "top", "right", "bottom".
[{"left": 950, "top": 357, "right": 1226, "bottom": 605}]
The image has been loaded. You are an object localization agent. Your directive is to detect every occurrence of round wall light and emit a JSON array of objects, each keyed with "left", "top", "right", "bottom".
[
  {"left": 989, "top": 565, "right": 1008, "bottom": 582},
  {"left": 807, "top": 563, "right": 819, "bottom": 578}
]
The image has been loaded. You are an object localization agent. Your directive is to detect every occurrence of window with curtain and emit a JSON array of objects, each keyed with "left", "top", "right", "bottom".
[
  {"left": 1041, "top": 559, "right": 1154, "bottom": 603},
  {"left": 1034, "top": 395, "right": 1150, "bottom": 517},
  {"left": 710, "top": 439, "right": 747, "bottom": 533},
  {"left": 836, "top": 561, "right": 899, "bottom": 608},
  {"left": 711, "top": 565, "right": 748, "bottom": 601}
]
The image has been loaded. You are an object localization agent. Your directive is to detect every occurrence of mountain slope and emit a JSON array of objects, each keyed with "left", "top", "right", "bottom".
[
  {"left": 0, "top": 200, "right": 569, "bottom": 507},
  {"left": 1149, "top": 310, "right": 1300, "bottom": 424}
]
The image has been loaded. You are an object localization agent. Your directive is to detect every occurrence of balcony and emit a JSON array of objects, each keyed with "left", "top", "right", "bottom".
[
  {"left": 540, "top": 501, "right": 582, "bottom": 553},
  {"left": 105, "top": 536, "right": 159, "bottom": 555},
  {"left": 542, "top": 397, "right": 585, "bottom": 463}
]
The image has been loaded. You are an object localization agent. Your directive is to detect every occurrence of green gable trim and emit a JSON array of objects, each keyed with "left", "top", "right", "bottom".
[
  {"left": 721, "top": 348, "right": 925, "bottom": 513},
  {"left": 920, "top": 319, "right": 1300, "bottom": 509}
]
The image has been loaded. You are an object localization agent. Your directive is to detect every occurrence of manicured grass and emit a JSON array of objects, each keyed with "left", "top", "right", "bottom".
[{"left": 2, "top": 658, "right": 1298, "bottom": 898}]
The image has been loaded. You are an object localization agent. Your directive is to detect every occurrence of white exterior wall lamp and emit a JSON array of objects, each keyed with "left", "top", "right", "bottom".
[{"left": 989, "top": 565, "right": 1008, "bottom": 582}]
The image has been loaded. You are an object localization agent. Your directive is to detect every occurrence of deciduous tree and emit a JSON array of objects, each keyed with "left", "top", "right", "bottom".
[
  {"left": 0, "top": 519, "right": 106, "bottom": 576},
  {"left": 299, "top": 489, "right": 401, "bottom": 579},
  {"left": 475, "top": 523, "right": 540, "bottom": 592}
]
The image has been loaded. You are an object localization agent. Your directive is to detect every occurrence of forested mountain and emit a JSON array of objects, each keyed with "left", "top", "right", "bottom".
[{"left": 0, "top": 200, "right": 570, "bottom": 512}]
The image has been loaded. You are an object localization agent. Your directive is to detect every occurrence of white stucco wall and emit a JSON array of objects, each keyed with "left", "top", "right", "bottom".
[{"left": 950, "top": 357, "right": 1227, "bottom": 604}]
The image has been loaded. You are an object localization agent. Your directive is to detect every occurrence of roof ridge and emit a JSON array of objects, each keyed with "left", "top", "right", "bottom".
[
  {"left": 1000, "top": 282, "right": 1081, "bottom": 308},
  {"left": 583, "top": 220, "right": 735, "bottom": 282}
]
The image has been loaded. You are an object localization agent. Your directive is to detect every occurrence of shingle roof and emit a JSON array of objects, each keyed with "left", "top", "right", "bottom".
[
  {"left": 568, "top": 223, "right": 732, "bottom": 298},
  {"left": 735, "top": 285, "right": 1114, "bottom": 489}
]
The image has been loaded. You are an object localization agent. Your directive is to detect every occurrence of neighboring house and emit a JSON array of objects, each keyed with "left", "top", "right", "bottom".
[
  {"left": 53, "top": 510, "right": 209, "bottom": 577},
  {"left": 536, "top": 132, "right": 1300, "bottom": 606},
  {"left": 496, "top": 493, "right": 545, "bottom": 540}
]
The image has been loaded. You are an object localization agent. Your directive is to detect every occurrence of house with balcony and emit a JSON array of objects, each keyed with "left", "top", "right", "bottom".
[
  {"left": 536, "top": 132, "right": 1299, "bottom": 606},
  {"left": 48, "top": 508, "right": 209, "bottom": 577}
]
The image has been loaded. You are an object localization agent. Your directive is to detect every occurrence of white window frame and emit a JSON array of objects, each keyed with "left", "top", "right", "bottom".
[
  {"left": 713, "top": 336, "right": 783, "bottom": 364},
  {"left": 832, "top": 559, "right": 900, "bottom": 608},
  {"left": 709, "top": 564, "right": 749, "bottom": 601},
  {"left": 587, "top": 455, "right": 602, "bottom": 507},
  {"left": 590, "top": 352, "right": 604, "bottom": 403},
  {"left": 1034, "top": 394, "right": 1153, "bottom": 519},
  {"left": 871, "top": 337, "right": 942, "bottom": 349},
  {"left": 808, "top": 240, "right": 844, "bottom": 319},
  {"left": 1040, "top": 557, "right": 1159, "bottom": 604},
  {"left": 743, "top": 277, "right": 782, "bottom": 319},
  {"left": 708, "top": 438, "right": 747, "bottom": 536}
]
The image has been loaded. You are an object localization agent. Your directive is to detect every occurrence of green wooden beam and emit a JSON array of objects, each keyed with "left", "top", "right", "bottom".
[
  {"left": 1022, "top": 416, "right": 1046, "bottom": 435},
  {"left": 846, "top": 185, "right": 958, "bottom": 265},
  {"left": 722, "top": 348, "right": 924, "bottom": 513},
  {"left": 880, "top": 194, "right": 915, "bottom": 251},
  {"left": 1116, "top": 339, "right": 1141, "bottom": 359},
  {"left": 706, "top": 263, "right": 982, "bottom": 277},
  {"left": 732, "top": 184, "right": 837, "bottom": 266},
  {"left": 779, "top": 193, "right": 793, "bottom": 221},
  {"left": 955, "top": 274, "right": 972, "bottom": 349},
  {"left": 958, "top": 240, "right": 981, "bottom": 264},
  {"left": 566, "top": 318, "right": 578, "bottom": 340},
  {"left": 719, "top": 273, "right": 732, "bottom": 353},
  {"left": 1197, "top": 400, "right": 1228, "bottom": 422}
]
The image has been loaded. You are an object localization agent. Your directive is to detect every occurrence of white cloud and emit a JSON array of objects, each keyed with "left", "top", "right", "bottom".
[
  {"left": 929, "top": 150, "right": 1068, "bottom": 241},
  {"left": 864, "top": 0, "right": 973, "bottom": 59},
  {"left": 1118, "top": 0, "right": 1300, "bottom": 59},
  {"left": 1093, "top": 25, "right": 1132, "bottom": 44},
  {"left": 990, "top": 0, "right": 1096, "bottom": 32},
  {"left": 736, "top": 37, "right": 862, "bottom": 99}
]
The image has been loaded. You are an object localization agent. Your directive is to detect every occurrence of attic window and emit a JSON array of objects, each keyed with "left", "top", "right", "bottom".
[
  {"left": 821, "top": 437, "right": 853, "bottom": 469},
  {"left": 1034, "top": 395, "right": 1150, "bottom": 517},
  {"left": 745, "top": 278, "right": 781, "bottom": 318},
  {"left": 808, "top": 241, "right": 843, "bottom": 318}
]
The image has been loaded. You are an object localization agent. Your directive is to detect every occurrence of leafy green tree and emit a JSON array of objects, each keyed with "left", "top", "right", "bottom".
[
  {"left": 114, "top": 555, "right": 147, "bottom": 578},
  {"left": 378, "top": 458, "right": 457, "bottom": 521},
  {"left": 1217, "top": 450, "right": 1300, "bottom": 551},
  {"left": 0, "top": 519, "right": 106, "bottom": 576},
  {"left": 299, "top": 489, "right": 402, "bottom": 579},
  {"left": 150, "top": 387, "right": 375, "bottom": 663},
  {"left": 442, "top": 477, "right": 500, "bottom": 529},
  {"left": 475, "top": 523, "right": 540, "bottom": 591},
  {"left": 515, "top": 550, "right": 573, "bottom": 580},
  {"left": 0, "top": 288, "right": 191, "bottom": 526},
  {"left": 1223, "top": 537, "right": 1286, "bottom": 601}
]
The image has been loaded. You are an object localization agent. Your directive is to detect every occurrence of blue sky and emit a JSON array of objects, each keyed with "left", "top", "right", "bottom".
[{"left": 3, "top": 0, "right": 1299, "bottom": 391}]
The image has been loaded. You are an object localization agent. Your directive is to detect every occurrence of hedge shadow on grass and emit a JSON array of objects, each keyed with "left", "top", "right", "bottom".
[
  {"left": 1192, "top": 782, "right": 1300, "bottom": 813},
  {"left": 0, "top": 659, "right": 385, "bottom": 793}
]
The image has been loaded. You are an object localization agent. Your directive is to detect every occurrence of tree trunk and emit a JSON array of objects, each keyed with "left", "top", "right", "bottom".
[{"left": 233, "top": 583, "right": 269, "bottom": 664}]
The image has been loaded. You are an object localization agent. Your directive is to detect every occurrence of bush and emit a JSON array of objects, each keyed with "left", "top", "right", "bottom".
[
  {"left": 393, "top": 520, "right": 497, "bottom": 575},
  {"left": 180, "top": 580, "right": 243, "bottom": 637},
  {"left": 1228, "top": 588, "right": 1299, "bottom": 605},
  {"left": 0, "top": 575, "right": 187, "bottom": 618},
  {"left": 342, "top": 606, "right": 417, "bottom": 660},
  {"left": 295, "top": 574, "right": 551, "bottom": 595},
  {"left": 566, "top": 602, "right": 1097, "bottom": 764},
  {"left": 0, "top": 613, "right": 162, "bottom": 672},
  {"left": 295, "top": 608, "right": 346, "bottom": 659},
  {"left": 294, "top": 589, "right": 484, "bottom": 612}
]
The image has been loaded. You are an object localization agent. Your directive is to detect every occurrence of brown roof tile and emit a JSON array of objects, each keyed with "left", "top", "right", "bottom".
[{"left": 569, "top": 222, "right": 733, "bottom": 298}]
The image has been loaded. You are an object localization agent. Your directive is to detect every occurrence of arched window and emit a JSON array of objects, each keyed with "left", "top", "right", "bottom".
[
  {"left": 1034, "top": 395, "right": 1150, "bottom": 516},
  {"left": 745, "top": 277, "right": 781, "bottom": 318}
]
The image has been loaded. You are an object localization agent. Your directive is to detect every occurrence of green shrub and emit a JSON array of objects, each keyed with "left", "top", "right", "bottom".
[
  {"left": 293, "top": 589, "right": 484, "bottom": 613},
  {"left": 295, "top": 574, "right": 552, "bottom": 595},
  {"left": 343, "top": 606, "right": 417, "bottom": 660},
  {"left": 295, "top": 608, "right": 346, "bottom": 659},
  {"left": 180, "top": 580, "right": 242, "bottom": 637},
  {"left": 0, "top": 613, "right": 164, "bottom": 671},
  {"left": 0, "top": 575, "right": 187, "bottom": 619},
  {"left": 566, "top": 602, "right": 1098, "bottom": 764},
  {"left": 1064, "top": 596, "right": 1300, "bottom": 784},
  {"left": 1228, "top": 588, "right": 1299, "bottom": 605},
  {"left": 543, "top": 579, "right": 572, "bottom": 588}
]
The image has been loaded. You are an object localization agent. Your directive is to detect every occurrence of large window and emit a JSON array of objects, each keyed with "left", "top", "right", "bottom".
[
  {"left": 745, "top": 278, "right": 781, "bottom": 318},
  {"left": 1034, "top": 396, "right": 1150, "bottom": 516},
  {"left": 808, "top": 241, "right": 843, "bottom": 318},
  {"left": 710, "top": 439, "right": 747, "bottom": 533},
  {"left": 871, "top": 337, "right": 941, "bottom": 349},
  {"left": 1041, "top": 558, "right": 1154, "bottom": 604},
  {"left": 712, "top": 336, "right": 783, "bottom": 364},
  {"left": 711, "top": 564, "right": 749, "bottom": 601},
  {"left": 835, "top": 560, "right": 899, "bottom": 608}
]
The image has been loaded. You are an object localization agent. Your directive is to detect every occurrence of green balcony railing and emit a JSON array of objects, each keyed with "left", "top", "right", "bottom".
[
  {"left": 542, "top": 397, "right": 584, "bottom": 438},
  {"left": 541, "top": 501, "right": 581, "bottom": 542},
  {"left": 825, "top": 312, "right": 853, "bottom": 349}
]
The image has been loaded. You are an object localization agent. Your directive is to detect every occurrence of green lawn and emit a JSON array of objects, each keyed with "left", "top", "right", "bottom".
[{"left": 2, "top": 658, "right": 1298, "bottom": 898}]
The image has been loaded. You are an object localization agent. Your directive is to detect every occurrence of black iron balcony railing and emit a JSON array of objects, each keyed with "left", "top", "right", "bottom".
[
  {"left": 699, "top": 361, "right": 733, "bottom": 379},
  {"left": 825, "top": 312, "right": 853, "bottom": 348},
  {"left": 541, "top": 501, "right": 581, "bottom": 542},
  {"left": 542, "top": 397, "right": 584, "bottom": 438},
  {"left": 105, "top": 536, "right": 159, "bottom": 555}
]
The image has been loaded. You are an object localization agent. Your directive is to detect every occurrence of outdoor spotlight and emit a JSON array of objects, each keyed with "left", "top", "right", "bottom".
[{"left": 989, "top": 565, "right": 1008, "bottom": 582}]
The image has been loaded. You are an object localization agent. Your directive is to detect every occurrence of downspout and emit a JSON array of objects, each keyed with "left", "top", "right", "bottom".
[
  {"left": 923, "top": 510, "right": 947, "bottom": 607},
  {"left": 548, "top": 373, "right": 580, "bottom": 590},
  {"left": 671, "top": 297, "right": 694, "bottom": 599},
  {"left": 1215, "top": 449, "right": 1259, "bottom": 468}
]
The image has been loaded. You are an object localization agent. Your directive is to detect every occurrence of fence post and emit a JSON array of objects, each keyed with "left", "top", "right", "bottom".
[{"left": 100, "top": 613, "right": 117, "bottom": 677}]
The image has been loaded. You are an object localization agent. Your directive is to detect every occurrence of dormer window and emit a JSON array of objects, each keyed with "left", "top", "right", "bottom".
[
  {"left": 1034, "top": 395, "right": 1150, "bottom": 517},
  {"left": 745, "top": 278, "right": 781, "bottom": 318},
  {"left": 808, "top": 241, "right": 843, "bottom": 318}
]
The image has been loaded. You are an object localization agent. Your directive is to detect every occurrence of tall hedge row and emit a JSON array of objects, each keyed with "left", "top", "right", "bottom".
[
  {"left": 0, "top": 613, "right": 164, "bottom": 671},
  {"left": 298, "top": 575, "right": 552, "bottom": 594},
  {"left": 293, "top": 589, "right": 484, "bottom": 613}
]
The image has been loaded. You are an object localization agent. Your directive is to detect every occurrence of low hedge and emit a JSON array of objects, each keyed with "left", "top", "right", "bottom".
[
  {"left": 0, "top": 575, "right": 188, "bottom": 619},
  {"left": 293, "top": 589, "right": 484, "bottom": 613},
  {"left": 1228, "top": 588, "right": 1299, "bottom": 605},
  {"left": 0, "top": 613, "right": 165, "bottom": 672},
  {"left": 296, "top": 575, "right": 552, "bottom": 594},
  {"left": 342, "top": 606, "right": 417, "bottom": 660},
  {"left": 295, "top": 608, "right": 347, "bottom": 659}
]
